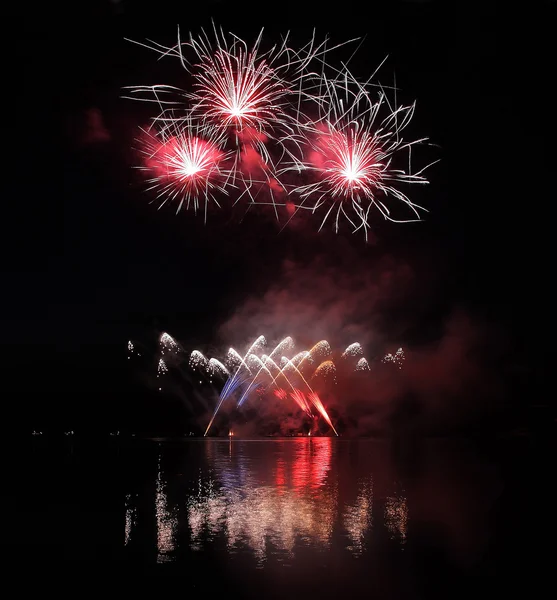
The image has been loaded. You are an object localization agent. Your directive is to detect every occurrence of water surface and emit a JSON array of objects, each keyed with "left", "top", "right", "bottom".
[{"left": 6, "top": 435, "right": 553, "bottom": 597}]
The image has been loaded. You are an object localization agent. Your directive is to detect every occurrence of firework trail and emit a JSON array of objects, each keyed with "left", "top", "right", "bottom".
[
  {"left": 274, "top": 388, "right": 288, "bottom": 401},
  {"left": 236, "top": 336, "right": 294, "bottom": 406},
  {"left": 236, "top": 354, "right": 276, "bottom": 407},
  {"left": 204, "top": 335, "right": 266, "bottom": 435},
  {"left": 307, "top": 391, "right": 339, "bottom": 436},
  {"left": 296, "top": 340, "right": 331, "bottom": 372},
  {"left": 290, "top": 389, "right": 312, "bottom": 414},
  {"left": 201, "top": 336, "right": 350, "bottom": 436}
]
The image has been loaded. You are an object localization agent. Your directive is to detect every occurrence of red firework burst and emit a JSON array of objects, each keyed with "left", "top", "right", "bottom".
[
  {"left": 308, "top": 124, "right": 386, "bottom": 201},
  {"left": 138, "top": 120, "right": 235, "bottom": 216},
  {"left": 282, "top": 69, "right": 435, "bottom": 238},
  {"left": 191, "top": 48, "right": 288, "bottom": 133}
]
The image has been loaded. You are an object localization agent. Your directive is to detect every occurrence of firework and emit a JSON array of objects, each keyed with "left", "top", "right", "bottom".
[
  {"left": 208, "top": 358, "right": 229, "bottom": 378},
  {"left": 282, "top": 68, "right": 438, "bottom": 239},
  {"left": 126, "top": 25, "right": 354, "bottom": 138},
  {"left": 126, "top": 27, "right": 435, "bottom": 236},
  {"left": 136, "top": 117, "right": 236, "bottom": 220},
  {"left": 356, "top": 357, "right": 371, "bottom": 371},
  {"left": 187, "top": 29, "right": 292, "bottom": 135},
  {"left": 130, "top": 330, "right": 409, "bottom": 435},
  {"left": 125, "top": 26, "right": 436, "bottom": 235},
  {"left": 201, "top": 335, "right": 342, "bottom": 435},
  {"left": 189, "top": 350, "right": 208, "bottom": 370},
  {"left": 125, "top": 27, "right": 360, "bottom": 215},
  {"left": 342, "top": 342, "right": 364, "bottom": 358},
  {"left": 312, "top": 360, "right": 337, "bottom": 383},
  {"left": 382, "top": 347, "right": 405, "bottom": 369}
]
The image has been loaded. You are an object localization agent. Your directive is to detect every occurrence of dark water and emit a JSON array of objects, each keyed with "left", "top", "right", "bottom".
[{"left": 5, "top": 435, "right": 555, "bottom": 595}]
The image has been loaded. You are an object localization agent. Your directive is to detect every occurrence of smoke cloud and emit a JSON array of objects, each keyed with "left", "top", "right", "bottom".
[{"left": 216, "top": 247, "right": 507, "bottom": 436}]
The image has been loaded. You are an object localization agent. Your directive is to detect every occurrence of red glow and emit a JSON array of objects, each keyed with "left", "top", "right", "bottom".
[
  {"left": 275, "top": 456, "right": 286, "bottom": 489},
  {"left": 292, "top": 437, "right": 332, "bottom": 491},
  {"left": 274, "top": 388, "right": 288, "bottom": 400}
]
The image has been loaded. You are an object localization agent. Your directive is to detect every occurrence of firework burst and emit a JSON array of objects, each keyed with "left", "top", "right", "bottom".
[
  {"left": 126, "top": 25, "right": 436, "bottom": 236},
  {"left": 282, "top": 68, "right": 438, "bottom": 239},
  {"left": 187, "top": 29, "right": 291, "bottom": 135},
  {"left": 136, "top": 116, "right": 236, "bottom": 219}
]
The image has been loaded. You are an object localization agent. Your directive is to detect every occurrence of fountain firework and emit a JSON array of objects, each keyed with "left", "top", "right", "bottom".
[
  {"left": 126, "top": 332, "right": 406, "bottom": 436},
  {"left": 198, "top": 335, "right": 381, "bottom": 436}
]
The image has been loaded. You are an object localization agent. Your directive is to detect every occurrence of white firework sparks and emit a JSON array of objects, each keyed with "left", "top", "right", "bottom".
[
  {"left": 342, "top": 342, "right": 364, "bottom": 358},
  {"left": 382, "top": 347, "right": 405, "bottom": 369},
  {"left": 356, "top": 357, "right": 371, "bottom": 371}
]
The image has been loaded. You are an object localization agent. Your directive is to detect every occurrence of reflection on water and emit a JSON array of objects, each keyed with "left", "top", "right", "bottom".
[
  {"left": 12, "top": 433, "right": 552, "bottom": 598},
  {"left": 124, "top": 438, "right": 420, "bottom": 565},
  {"left": 342, "top": 475, "right": 373, "bottom": 556},
  {"left": 124, "top": 493, "right": 135, "bottom": 546},
  {"left": 384, "top": 494, "right": 409, "bottom": 543},
  {"left": 187, "top": 438, "right": 336, "bottom": 561},
  {"left": 155, "top": 455, "right": 177, "bottom": 562}
]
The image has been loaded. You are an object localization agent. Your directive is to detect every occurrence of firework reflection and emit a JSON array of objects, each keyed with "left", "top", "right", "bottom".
[
  {"left": 156, "top": 455, "right": 177, "bottom": 562},
  {"left": 187, "top": 438, "right": 335, "bottom": 562}
]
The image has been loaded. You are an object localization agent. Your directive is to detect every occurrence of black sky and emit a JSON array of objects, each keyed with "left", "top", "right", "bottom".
[{"left": 4, "top": 0, "right": 553, "bottom": 427}]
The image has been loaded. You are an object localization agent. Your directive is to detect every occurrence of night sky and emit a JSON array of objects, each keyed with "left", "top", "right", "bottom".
[{"left": 5, "top": 0, "right": 553, "bottom": 431}]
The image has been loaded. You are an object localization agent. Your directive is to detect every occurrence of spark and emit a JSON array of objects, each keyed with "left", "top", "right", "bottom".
[
  {"left": 157, "top": 358, "right": 168, "bottom": 376},
  {"left": 291, "top": 351, "right": 310, "bottom": 365},
  {"left": 160, "top": 332, "right": 179, "bottom": 355},
  {"left": 307, "top": 391, "right": 338, "bottom": 436},
  {"left": 342, "top": 342, "right": 364, "bottom": 358},
  {"left": 134, "top": 331, "right": 402, "bottom": 435},
  {"left": 189, "top": 350, "right": 208, "bottom": 370},
  {"left": 290, "top": 389, "right": 311, "bottom": 414},
  {"left": 208, "top": 358, "right": 229, "bottom": 377},
  {"left": 356, "top": 357, "right": 371, "bottom": 371},
  {"left": 274, "top": 388, "right": 288, "bottom": 400},
  {"left": 382, "top": 347, "right": 405, "bottom": 369},
  {"left": 205, "top": 335, "right": 266, "bottom": 436},
  {"left": 236, "top": 337, "right": 294, "bottom": 406},
  {"left": 296, "top": 340, "right": 331, "bottom": 372},
  {"left": 312, "top": 360, "right": 337, "bottom": 382}
]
